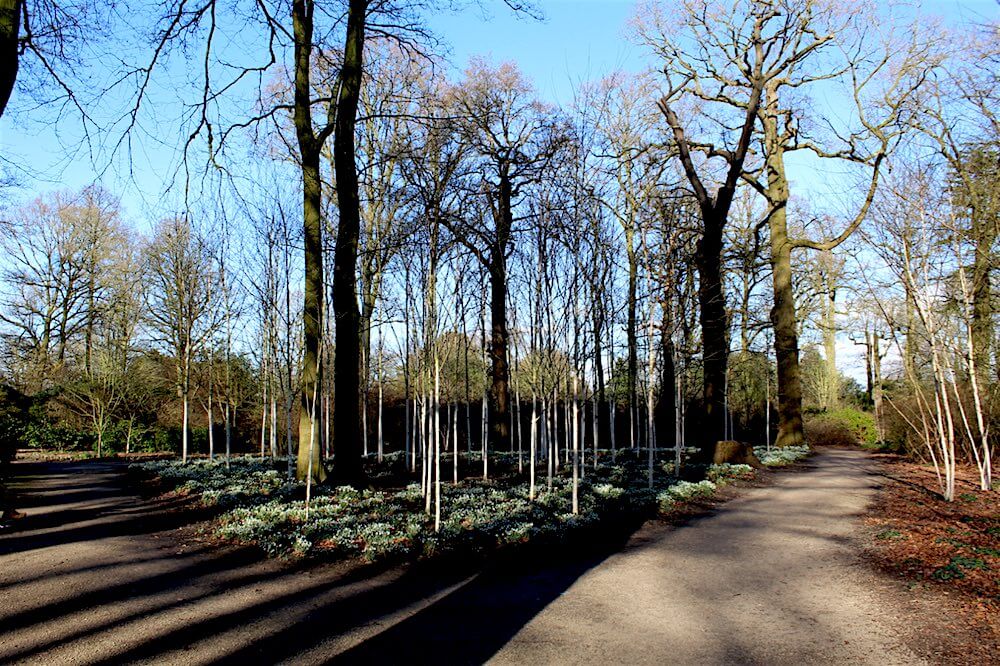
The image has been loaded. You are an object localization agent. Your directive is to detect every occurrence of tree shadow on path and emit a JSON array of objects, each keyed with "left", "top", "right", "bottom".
[{"left": 1, "top": 459, "right": 645, "bottom": 665}]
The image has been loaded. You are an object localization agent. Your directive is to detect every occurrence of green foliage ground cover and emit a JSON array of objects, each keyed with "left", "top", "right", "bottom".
[{"left": 133, "top": 447, "right": 810, "bottom": 561}]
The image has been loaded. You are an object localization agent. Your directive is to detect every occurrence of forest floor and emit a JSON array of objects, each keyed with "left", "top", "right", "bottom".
[
  {"left": 0, "top": 449, "right": 987, "bottom": 664},
  {"left": 860, "top": 454, "right": 1000, "bottom": 665}
]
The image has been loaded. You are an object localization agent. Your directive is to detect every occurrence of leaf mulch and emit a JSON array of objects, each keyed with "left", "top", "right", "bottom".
[{"left": 862, "top": 453, "right": 999, "bottom": 664}]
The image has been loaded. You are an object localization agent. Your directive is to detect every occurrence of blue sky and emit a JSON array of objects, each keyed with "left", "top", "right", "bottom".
[
  {"left": 0, "top": 0, "right": 996, "bottom": 220},
  {"left": 0, "top": 0, "right": 995, "bottom": 383},
  {"left": 428, "top": 0, "right": 645, "bottom": 105}
]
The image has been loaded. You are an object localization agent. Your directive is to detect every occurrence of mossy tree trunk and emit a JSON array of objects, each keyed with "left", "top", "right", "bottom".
[{"left": 291, "top": 0, "right": 369, "bottom": 483}]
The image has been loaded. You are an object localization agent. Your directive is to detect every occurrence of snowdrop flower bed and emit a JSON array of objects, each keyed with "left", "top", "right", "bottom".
[
  {"left": 706, "top": 463, "right": 755, "bottom": 484},
  {"left": 752, "top": 445, "right": 811, "bottom": 467},
  {"left": 134, "top": 455, "right": 767, "bottom": 561},
  {"left": 132, "top": 457, "right": 301, "bottom": 509},
  {"left": 656, "top": 480, "right": 717, "bottom": 512},
  {"left": 652, "top": 463, "right": 761, "bottom": 512},
  {"left": 216, "top": 478, "right": 628, "bottom": 560}
]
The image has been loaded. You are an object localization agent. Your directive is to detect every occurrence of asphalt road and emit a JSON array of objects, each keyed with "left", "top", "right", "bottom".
[{"left": 0, "top": 450, "right": 921, "bottom": 665}]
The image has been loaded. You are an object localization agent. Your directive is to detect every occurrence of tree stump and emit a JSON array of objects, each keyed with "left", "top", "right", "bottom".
[{"left": 708, "top": 440, "right": 764, "bottom": 468}]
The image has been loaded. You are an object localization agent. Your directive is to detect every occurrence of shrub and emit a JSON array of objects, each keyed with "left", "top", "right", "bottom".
[{"left": 804, "top": 408, "right": 877, "bottom": 448}]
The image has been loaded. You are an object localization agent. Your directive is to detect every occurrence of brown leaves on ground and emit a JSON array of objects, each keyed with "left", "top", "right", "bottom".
[{"left": 863, "top": 454, "right": 999, "bottom": 663}]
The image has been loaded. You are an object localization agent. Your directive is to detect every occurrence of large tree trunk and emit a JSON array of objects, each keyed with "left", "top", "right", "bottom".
[
  {"left": 0, "top": 0, "right": 20, "bottom": 118},
  {"left": 697, "top": 212, "right": 728, "bottom": 447},
  {"left": 296, "top": 145, "right": 327, "bottom": 481},
  {"left": 762, "top": 96, "right": 805, "bottom": 449},
  {"left": 658, "top": 67, "right": 762, "bottom": 455},
  {"left": 769, "top": 204, "right": 805, "bottom": 448},
  {"left": 292, "top": 0, "right": 328, "bottom": 483},
  {"left": 326, "top": 0, "right": 368, "bottom": 483},
  {"left": 486, "top": 173, "right": 513, "bottom": 453}
]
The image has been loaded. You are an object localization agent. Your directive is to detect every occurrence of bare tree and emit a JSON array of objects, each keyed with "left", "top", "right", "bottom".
[
  {"left": 0, "top": 187, "right": 125, "bottom": 390},
  {"left": 145, "top": 217, "right": 220, "bottom": 462},
  {"left": 593, "top": 71, "right": 667, "bottom": 451},
  {"left": 0, "top": 1, "right": 109, "bottom": 120},
  {"left": 637, "top": 0, "right": 768, "bottom": 450},
  {"left": 744, "top": 0, "right": 929, "bottom": 447},
  {"left": 446, "top": 59, "right": 566, "bottom": 453}
]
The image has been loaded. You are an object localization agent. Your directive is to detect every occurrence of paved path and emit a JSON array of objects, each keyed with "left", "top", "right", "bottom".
[
  {"left": 487, "top": 448, "right": 921, "bottom": 664},
  {"left": 0, "top": 450, "right": 921, "bottom": 665}
]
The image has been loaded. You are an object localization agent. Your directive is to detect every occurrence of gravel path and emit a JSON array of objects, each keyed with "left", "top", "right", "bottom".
[{"left": 0, "top": 450, "right": 921, "bottom": 665}]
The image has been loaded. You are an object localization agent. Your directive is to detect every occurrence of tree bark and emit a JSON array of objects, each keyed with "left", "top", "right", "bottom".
[
  {"left": 768, "top": 202, "right": 805, "bottom": 448},
  {"left": 0, "top": 0, "right": 20, "bottom": 118},
  {"left": 328, "top": 0, "right": 369, "bottom": 482},
  {"left": 697, "top": 212, "right": 728, "bottom": 446},
  {"left": 292, "top": 0, "right": 328, "bottom": 483},
  {"left": 487, "top": 173, "right": 513, "bottom": 452}
]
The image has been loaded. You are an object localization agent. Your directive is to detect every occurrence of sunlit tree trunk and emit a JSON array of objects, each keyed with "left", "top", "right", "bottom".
[{"left": 292, "top": 0, "right": 328, "bottom": 483}]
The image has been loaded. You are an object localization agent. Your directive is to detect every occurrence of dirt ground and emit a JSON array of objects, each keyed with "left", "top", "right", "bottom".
[{"left": 0, "top": 450, "right": 986, "bottom": 664}]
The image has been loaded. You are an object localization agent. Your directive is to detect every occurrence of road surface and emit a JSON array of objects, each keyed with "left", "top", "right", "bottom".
[{"left": 0, "top": 450, "right": 921, "bottom": 665}]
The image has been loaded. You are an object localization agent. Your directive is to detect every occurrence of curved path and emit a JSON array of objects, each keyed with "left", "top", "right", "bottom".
[{"left": 0, "top": 450, "right": 920, "bottom": 665}]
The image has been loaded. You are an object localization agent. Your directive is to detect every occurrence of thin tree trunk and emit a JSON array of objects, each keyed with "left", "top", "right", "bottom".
[
  {"left": 377, "top": 337, "right": 384, "bottom": 463},
  {"left": 625, "top": 226, "right": 638, "bottom": 452},
  {"left": 434, "top": 351, "right": 441, "bottom": 532},
  {"left": 207, "top": 355, "right": 215, "bottom": 461},
  {"left": 822, "top": 269, "right": 838, "bottom": 411},
  {"left": 452, "top": 401, "right": 459, "bottom": 485}
]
